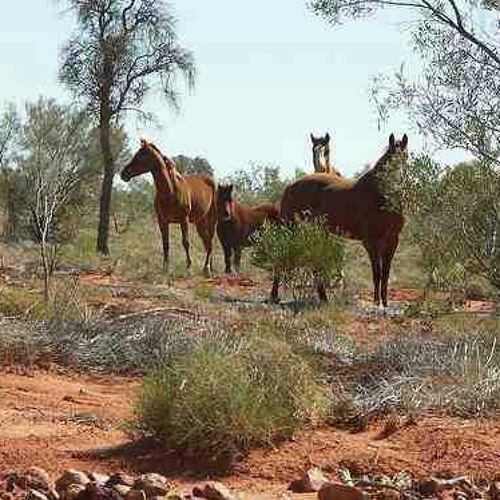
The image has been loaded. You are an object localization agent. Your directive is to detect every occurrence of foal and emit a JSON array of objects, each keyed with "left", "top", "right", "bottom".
[
  {"left": 216, "top": 184, "right": 280, "bottom": 274},
  {"left": 310, "top": 132, "right": 342, "bottom": 176}
]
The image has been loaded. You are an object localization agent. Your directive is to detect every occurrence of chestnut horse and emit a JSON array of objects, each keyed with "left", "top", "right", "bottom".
[
  {"left": 272, "top": 133, "right": 408, "bottom": 307},
  {"left": 121, "top": 139, "right": 217, "bottom": 276},
  {"left": 216, "top": 183, "right": 280, "bottom": 274},
  {"left": 310, "top": 132, "right": 342, "bottom": 176}
]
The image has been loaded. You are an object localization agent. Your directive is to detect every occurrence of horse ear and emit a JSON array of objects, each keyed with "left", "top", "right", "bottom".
[
  {"left": 228, "top": 184, "right": 233, "bottom": 194},
  {"left": 401, "top": 134, "right": 408, "bottom": 150},
  {"left": 389, "top": 133, "right": 395, "bottom": 150},
  {"left": 325, "top": 132, "right": 330, "bottom": 142},
  {"left": 310, "top": 133, "right": 315, "bottom": 142}
]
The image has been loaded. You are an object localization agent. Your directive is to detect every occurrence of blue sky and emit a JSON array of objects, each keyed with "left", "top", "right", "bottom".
[{"left": 0, "top": 0, "right": 466, "bottom": 178}]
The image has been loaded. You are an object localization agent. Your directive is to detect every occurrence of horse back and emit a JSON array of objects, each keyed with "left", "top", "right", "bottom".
[{"left": 185, "top": 175, "right": 216, "bottom": 220}]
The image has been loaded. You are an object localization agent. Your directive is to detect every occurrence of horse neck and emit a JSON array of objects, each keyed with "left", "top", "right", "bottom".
[
  {"left": 355, "top": 149, "right": 392, "bottom": 190},
  {"left": 150, "top": 161, "right": 174, "bottom": 198}
]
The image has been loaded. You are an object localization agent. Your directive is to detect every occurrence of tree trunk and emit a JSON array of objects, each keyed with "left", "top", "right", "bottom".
[{"left": 96, "top": 108, "right": 114, "bottom": 255}]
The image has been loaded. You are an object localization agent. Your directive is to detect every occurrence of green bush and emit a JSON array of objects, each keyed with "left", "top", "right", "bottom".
[
  {"left": 397, "top": 156, "right": 500, "bottom": 294},
  {"left": 251, "top": 217, "right": 346, "bottom": 302},
  {"left": 136, "top": 336, "right": 325, "bottom": 465}
]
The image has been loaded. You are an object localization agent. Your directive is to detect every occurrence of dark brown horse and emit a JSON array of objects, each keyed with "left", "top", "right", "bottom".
[
  {"left": 121, "top": 139, "right": 217, "bottom": 276},
  {"left": 310, "top": 132, "right": 343, "bottom": 176},
  {"left": 216, "top": 183, "right": 280, "bottom": 274},
  {"left": 272, "top": 133, "right": 408, "bottom": 307}
]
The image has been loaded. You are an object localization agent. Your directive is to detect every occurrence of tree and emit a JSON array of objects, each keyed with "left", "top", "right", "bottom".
[
  {"left": 172, "top": 154, "right": 214, "bottom": 177},
  {"left": 20, "top": 98, "right": 90, "bottom": 301},
  {"left": 59, "top": 0, "right": 196, "bottom": 255},
  {"left": 227, "top": 164, "right": 288, "bottom": 206},
  {"left": 0, "top": 104, "right": 22, "bottom": 238},
  {"left": 310, "top": 0, "right": 500, "bottom": 166}
]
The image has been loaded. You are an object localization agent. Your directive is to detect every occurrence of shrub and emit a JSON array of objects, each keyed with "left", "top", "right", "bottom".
[
  {"left": 251, "top": 217, "right": 346, "bottom": 303},
  {"left": 136, "top": 335, "right": 325, "bottom": 466},
  {"left": 397, "top": 156, "right": 500, "bottom": 294}
]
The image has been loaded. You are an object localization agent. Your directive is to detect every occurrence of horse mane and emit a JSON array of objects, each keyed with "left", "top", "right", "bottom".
[{"left": 147, "top": 141, "right": 191, "bottom": 211}]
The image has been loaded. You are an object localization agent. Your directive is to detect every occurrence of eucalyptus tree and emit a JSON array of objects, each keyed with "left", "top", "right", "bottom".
[
  {"left": 310, "top": 0, "right": 500, "bottom": 166},
  {"left": 59, "top": 0, "right": 196, "bottom": 254}
]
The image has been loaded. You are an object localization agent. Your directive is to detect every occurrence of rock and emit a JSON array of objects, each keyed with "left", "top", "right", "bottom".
[
  {"left": 46, "top": 491, "right": 59, "bottom": 500},
  {"left": 416, "top": 478, "right": 443, "bottom": 497},
  {"left": 192, "top": 482, "right": 237, "bottom": 500},
  {"left": 317, "top": 482, "right": 365, "bottom": 500},
  {"left": 110, "top": 486, "right": 130, "bottom": 497},
  {"left": 59, "top": 485, "right": 86, "bottom": 500},
  {"left": 488, "top": 482, "right": 500, "bottom": 500},
  {"left": 289, "top": 468, "right": 330, "bottom": 493},
  {"left": 76, "top": 483, "right": 122, "bottom": 500},
  {"left": 124, "top": 491, "right": 146, "bottom": 500},
  {"left": 133, "top": 475, "right": 169, "bottom": 498},
  {"left": 25, "top": 490, "right": 49, "bottom": 500},
  {"left": 375, "top": 491, "right": 400, "bottom": 500},
  {"left": 105, "top": 475, "right": 135, "bottom": 489},
  {"left": 55, "top": 472, "right": 90, "bottom": 494},
  {"left": 24, "top": 468, "right": 52, "bottom": 493},
  {"left": 86, "top": 476, "right": 109, "bottom": 487}
]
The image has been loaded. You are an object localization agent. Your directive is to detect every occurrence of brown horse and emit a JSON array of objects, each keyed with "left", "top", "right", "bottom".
[
  {"left": 120, "top": 139, "right": 217, "bottom": 276},
  {"left": 310, "top": 132, "right": 342, "bottom": 176},
  {"left": 216, "top": 183, "right": 280, "bottom": 274},
  {"left": 272, "top": 133, "right": 408, "bottom": 307}
]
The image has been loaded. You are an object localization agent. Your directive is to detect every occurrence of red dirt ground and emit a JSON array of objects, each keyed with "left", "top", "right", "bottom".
[
  {"left": 1, "top": 272, "right": 498, "bottom": 493},
  {"left": 0, "top": 367, "right": 499, "bottom": 493}
]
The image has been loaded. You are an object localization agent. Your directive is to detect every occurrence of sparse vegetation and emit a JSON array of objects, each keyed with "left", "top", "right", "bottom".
[
  {"left": 251, "top": 217, "right": 347, "bottom": 304},
  {"left": 136, "top": 334, "right": 325, "bottom": 465}
]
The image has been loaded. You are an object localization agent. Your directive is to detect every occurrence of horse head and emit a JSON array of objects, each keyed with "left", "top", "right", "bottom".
[
  {"left": 217, "top": 183, "right": 235, "bottom": 222},
  {"left": 310, "top": 132, "right": 332, "bottom": 173},
  {"left": 120, "top": 138, "right": 166, "bottom": 182}
]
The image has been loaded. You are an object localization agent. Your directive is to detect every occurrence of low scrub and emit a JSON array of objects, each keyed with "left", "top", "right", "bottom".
[
  {"left": 328, "top": 330, "right": 500, "bottom": 424},
  {"left": 136, "top": 335, "right": 325, "bottom": 466},
  {"left": 251, "top": 217, "right": 346, "bottom": 303}
]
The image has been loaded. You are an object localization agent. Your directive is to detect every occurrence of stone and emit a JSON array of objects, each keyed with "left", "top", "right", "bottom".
[
  {"left": 192, "top": 482, "right": 237, "bottom": 500},
  {"left": 25, "top": 490, "right": 49, "bottom": 500},
  {"left": 86, "top": 476, "right": 109, "bottom": 488},
  {"left": 488, "top": 482, "right": 500, "bottom": 500},
  {"left": 133, "top": 475, "right": 169, "bottom": 498},
  {"left": 375, "top": 491, "right": 400, "bottom": 500},
  {"left": 124, "top": 491, "right": 146, "bottom": 500},
  {"left": 55, "top": 472, "right": 90, "bottom": 494},
  {"left": 317, "top": 482, "right": 365, "bottom": 500},
  {"left": 24, "top": 468, "right": 53, "bottom": 493},
  {"left": 416, "top": 478, "right": 443, "bottom": 497},
  {"left": 110, "top": 486, "right": 130, "bottom": 497},
  {"left": 289, "top": 468, "right": 330, "bottom": 493},
  {"left": 59, "top": 485, "right": 86, "bottom": 500},
  {"left": 76, "top": 483, "right": 122, "bottom": 500},
  {"left": 105, "top": 476, "right": 135, "bottom": 489}
]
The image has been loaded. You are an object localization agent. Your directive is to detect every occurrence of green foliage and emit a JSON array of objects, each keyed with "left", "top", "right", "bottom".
[
  {"left": 136, "top": 335, "right": 325, "bottom": 465},
  {"left": 172, "top": 155, "right": 214, "bottom": 177},
  {"left": 398, "top": 156, "right": 500, "bottom": 292},
  {"left": 251, "top": 217, "right": 346, "bottom": 301},
  {"left": 227, "top": 163, "right": 288, "bottom": 206}
]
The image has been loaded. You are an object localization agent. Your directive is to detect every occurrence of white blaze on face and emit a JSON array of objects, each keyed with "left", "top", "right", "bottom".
[{"left": 313, "top": 144, "right": 328, "bottom": 172}]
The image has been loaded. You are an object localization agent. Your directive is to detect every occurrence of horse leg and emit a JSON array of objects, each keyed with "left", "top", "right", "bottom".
[
  {"left": 196, "top": 222, "right": 214, "bottom": 278},
  {"left": 381, "top": 242, "right": 398, "bottom": 308},
  {"left": 364, "top": 244, "right": 382, "bottom": 306},
  {"left": 159, "top": 221, "right": 170, "bottom": 272},
  {"left": 316, "top": 275, "right": 328, "bottom": 303},
  {"left": 270, "top": 274, "right": 280, "bottom": 303},
  {"left": 180, "top": 221, "right": 192, "bottom": 272},
  {"left": 222, "top": 243, "right": 233, "bottom": 274},
  {"left": 234, "top": 247, "right": 242, "bottom": 273}
]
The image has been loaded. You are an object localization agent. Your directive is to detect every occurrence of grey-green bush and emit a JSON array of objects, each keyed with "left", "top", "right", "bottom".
[{"left": 136, "top": 336, "right": 325, "bottom": 465}]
